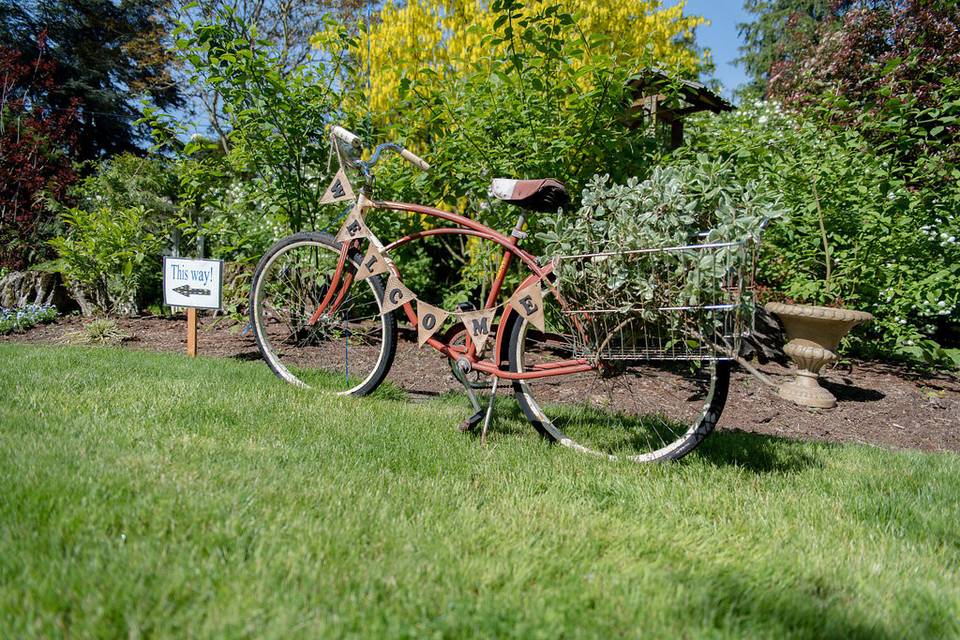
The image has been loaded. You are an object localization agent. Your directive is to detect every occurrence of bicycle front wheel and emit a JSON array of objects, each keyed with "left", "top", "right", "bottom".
[
  {"left": 507, "top": 292, "right": 730, "bottom": 462},
  {"left": 250, "top": 231, "right": 397, "bottom": 395}
]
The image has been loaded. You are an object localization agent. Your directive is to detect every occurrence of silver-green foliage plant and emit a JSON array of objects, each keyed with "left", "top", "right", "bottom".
[{"left": 539, "top": 156, "right": 784, "bottom": 342}]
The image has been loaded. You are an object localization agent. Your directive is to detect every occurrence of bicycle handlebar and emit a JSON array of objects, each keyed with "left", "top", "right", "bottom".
[
  {"left": 399, "top": 147, "right": 431, "bottom": 171},
  {"left": 331, "top": 125, "right": 361, "bottom": 147},
  {"left": 330, "top": 125, "right": 430, "bottom": 172}
]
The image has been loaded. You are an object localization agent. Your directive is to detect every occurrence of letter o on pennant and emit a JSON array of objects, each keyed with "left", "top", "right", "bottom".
[{"left": 416, "top": 301, "right": 449, "bottom": 348}]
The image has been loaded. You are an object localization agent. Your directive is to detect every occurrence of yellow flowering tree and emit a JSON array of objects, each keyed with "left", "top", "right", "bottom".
[
  {"left": 314, "top": 0, "right": 709, "bottom": 117},
  {"left": 308, "top": 0, "right": 712, "bottom": 303}
]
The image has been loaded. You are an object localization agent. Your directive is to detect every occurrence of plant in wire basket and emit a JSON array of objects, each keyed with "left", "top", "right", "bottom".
[{"left": 538, "top": 155, "right": 785, "bottom": 356}]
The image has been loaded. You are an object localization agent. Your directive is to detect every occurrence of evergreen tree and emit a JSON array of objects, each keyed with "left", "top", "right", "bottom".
[
  {"left": 0, "top": 0, "right": 181, "bottom": 160},
  {"left": 735, "top": 0, "right": 833, "bottom": 99},
  {"left": 736, "top": 1, "right": 895, "bottom": 98}
]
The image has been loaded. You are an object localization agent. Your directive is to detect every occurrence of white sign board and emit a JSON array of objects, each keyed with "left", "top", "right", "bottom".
[{"left": 163, "top": 257, "right": 223, "bottom": 310}]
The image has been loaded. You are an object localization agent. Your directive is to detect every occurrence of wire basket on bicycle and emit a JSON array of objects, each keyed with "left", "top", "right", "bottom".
[
  {"left": 541, "top": 168, "right": 776, "bottom": 365},
  {"left": 553, "top": 235, "right": 761, "bottom": 362}
]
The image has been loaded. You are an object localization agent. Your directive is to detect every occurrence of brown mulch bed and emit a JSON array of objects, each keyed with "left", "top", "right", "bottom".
[{"left": 4, "top": 314, "right": 958, "bottom": 454}]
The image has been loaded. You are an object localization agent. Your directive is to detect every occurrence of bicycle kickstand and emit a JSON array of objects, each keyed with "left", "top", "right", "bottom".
[{"left": 480, "top": 376, "right": 499, "bottom": 446}]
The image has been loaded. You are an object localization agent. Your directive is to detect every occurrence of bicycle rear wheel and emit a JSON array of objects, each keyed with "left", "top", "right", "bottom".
[
  {"left": 250, "top": 231, "right": 397, "bottom": 395},
  {"left": 507, "top": 292, "right": 730, "bottom": 462}
]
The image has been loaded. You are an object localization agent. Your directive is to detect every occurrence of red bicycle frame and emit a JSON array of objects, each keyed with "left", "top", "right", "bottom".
[{"left": 307, "top": 197, "right": 594, "bottom": 381}]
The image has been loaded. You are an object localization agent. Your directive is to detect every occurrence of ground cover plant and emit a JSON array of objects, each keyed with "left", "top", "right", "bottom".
[
  {"left": 1, "top": 343, "right": 958, "bottom": 638},
  {"left": 0, "top": 303, "right": 56, "bottom": 334},
  {"left": 59, "top": 317, "right": 130, "bottom": 345}
]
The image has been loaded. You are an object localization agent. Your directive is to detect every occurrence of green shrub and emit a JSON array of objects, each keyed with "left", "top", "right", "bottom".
[
  {"left": 178, "top": 170, "right": 286, "bottom": 266},
  {"left": 678, "top": 102, "right": 960, "bottom": 366},
  {"left": 49, "top": 205, "right": 166, "bottom": 316},
  {"left": 74, "top": 153, "right": 179, "bottom": 221},
  {"left": 45, "top": 154, "right": 181, "bottom": 314}
]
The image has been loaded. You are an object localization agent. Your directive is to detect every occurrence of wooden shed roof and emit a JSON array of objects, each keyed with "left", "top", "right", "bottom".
[{"left": 625, "top": 68, "right": 734, "bottom": 118}]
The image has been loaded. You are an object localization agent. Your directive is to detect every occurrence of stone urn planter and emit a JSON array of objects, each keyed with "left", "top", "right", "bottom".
[{"left": 764, "top": 302, "right": 873, "bottom": 409}]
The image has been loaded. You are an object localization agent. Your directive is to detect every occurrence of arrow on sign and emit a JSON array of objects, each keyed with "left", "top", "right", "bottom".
[{"left": 173, "top": 284, "right": 211, "bottom": 297}]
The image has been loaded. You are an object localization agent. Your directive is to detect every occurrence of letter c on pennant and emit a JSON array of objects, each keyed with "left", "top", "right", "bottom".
[{"left": 381, "top": 273, "right": 417, "bottom": 314}]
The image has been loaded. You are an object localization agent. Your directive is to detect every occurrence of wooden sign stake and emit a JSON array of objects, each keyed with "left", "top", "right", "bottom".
[
  {"left": 186, "top": 307, "right": 198, "bottom": 357},
  {"left": 164, "top": 257, "right": 223, "bottom": 359}
]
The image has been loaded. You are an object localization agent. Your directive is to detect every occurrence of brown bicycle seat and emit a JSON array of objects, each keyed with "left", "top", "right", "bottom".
[{"left": 489, "top": 178, "right": 570, "bottom": 213}]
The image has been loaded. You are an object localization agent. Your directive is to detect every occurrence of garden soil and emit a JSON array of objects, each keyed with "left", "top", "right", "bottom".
[{"left": 5, "top": 314, "right": 958, "bottom": 454}]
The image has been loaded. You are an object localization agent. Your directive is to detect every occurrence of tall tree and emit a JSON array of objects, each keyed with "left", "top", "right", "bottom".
[
  {"left": 0, "top": 0, "right": 182, "bottom": 160},
  {"left": 0, "top": 37, "right": 81, "bottom": 268},
  {"left": 168, "top": 0, "right": 365, "bottom": 150},
  {"left": 736, "top": 0, "right": 897, "bottom": 98},
  {"left": 736, "top": 0, "right": 833, "bottom": 98},
  {"left": 766, "top": 0, "right": 960, "bottom": 170},
  {"left": 338, "top": 0, "right": 710, "bottom": 120}
]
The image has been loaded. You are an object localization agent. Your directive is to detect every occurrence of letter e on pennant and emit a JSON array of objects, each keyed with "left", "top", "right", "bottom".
[
  {"left": 416, "top": 301, "right": 449, "bottom": 348},
  {"left": 335, "top": 208, "right": 371, "bottom": 243},
  {"left": 509, "top": 283, "right": 545, "bottom": 332}
]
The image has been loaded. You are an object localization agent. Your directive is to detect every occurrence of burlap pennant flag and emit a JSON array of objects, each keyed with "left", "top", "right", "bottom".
[
  {"left": 381, "top": 272, "right": 417, "bottom": 314},
  {"left": 509, "top": 283, "right": 546, "bottom": 332},
  {"left": 459, "top": 308, "right": 497, "bottom": 354},
  {"left": 356, "top": 243, "right": 389, "bottom": 280},
  {"left": 416, "top": 301, "right": 450, "bottom": 348},
  {"left": 319, "top": 168, "right": 355, "bottom": 204},
  {"left": 335, "top": 207, "right": 371, "bottom": 243}
]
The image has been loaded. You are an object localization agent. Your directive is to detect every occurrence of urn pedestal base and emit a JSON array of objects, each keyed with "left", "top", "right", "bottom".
[
  {"left": 778, "top": 341, "right": 839, "bottom": 409},
  {"left": 765, "top": 303, "right": 873, "bottom": 410}
]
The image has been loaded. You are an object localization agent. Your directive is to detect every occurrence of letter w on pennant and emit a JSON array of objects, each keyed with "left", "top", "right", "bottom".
[{"left": 319, "top": 168, "right": 355, "bottom": 204}]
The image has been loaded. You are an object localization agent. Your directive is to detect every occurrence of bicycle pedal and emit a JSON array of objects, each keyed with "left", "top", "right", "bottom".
[{"left": 458, "top": 410, "right": 484, "bottom": 433}]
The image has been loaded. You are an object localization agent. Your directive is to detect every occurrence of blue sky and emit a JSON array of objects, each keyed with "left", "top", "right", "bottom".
[{"left": 670, "top": 0, "right": 751, "bottom": 101}]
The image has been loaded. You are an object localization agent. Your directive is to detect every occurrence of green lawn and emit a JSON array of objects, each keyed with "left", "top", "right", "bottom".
[{"left": 1, "top": 344, "right": 958, "bottom": 638}]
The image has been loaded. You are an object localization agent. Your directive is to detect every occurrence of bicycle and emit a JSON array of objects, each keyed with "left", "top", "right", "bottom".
[{"left": 250, "top": 125, "right": 759, "bottom": 463}]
